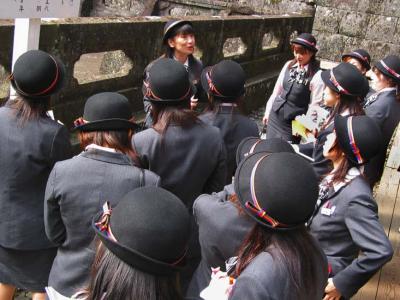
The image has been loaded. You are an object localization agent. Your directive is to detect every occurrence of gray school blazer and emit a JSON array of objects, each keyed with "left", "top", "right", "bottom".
[
  {"left": 0, "top": 105, "right": 72, "bottom": 250},
  {"left": 44, "top": 149, "right": 160, "bottom": 297}
]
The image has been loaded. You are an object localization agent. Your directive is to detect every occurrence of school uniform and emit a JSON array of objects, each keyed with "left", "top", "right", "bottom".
[
  {"left": 44, "top": 146, "right": 160, "bottom": 297},
  {"left": 308, "top": 169, "right": 393, "bottom": 299},
  {"left": 186, "top": 184, "right": 254, "bottom": 299},
  {"left": 0, "top": 105, "right": 72, "bottom": 291},
  {"left": 363, "top": 88, "right": 400, "bottom": 185},
  {"left": 199, "top": 105, "right": 259, "bottom": 182},
  {"left": 264, "top": 61, "right": 323, "bottom": 141},
  {"left": 228, "top": 246, "right": 328, "bottom": 300}
]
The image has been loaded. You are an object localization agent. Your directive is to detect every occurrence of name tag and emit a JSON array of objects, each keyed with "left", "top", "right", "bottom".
[{"left": 321, "top": 206, "right": 336, "bottom": 216}]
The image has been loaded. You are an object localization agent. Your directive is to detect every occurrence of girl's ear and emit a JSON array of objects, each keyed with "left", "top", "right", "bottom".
[{"left": 168, "top": 38, "right": 175, "bottom": 49}]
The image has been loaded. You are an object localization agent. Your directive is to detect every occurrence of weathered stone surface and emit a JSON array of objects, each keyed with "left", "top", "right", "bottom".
[
  {"left": 313, "top": 31, "right": 345, "bottom": 61},
  {"left": 357, "top": 0, "right": 385, "bottom": 15},
  {"left": 92, "top": 0, "right": 157, "bottom": 16},
  {"left": 313, "top": 6, "right": 342, "bottom": 33},
  {"left": 365, "top": 14, "right": 397, "bottom": 43},
  {"left": 339, "top": 11, "right": 369, "bottom": 37},
  {"left": 360, "top": 40, "right": 400, "bottom": 62},
  {"left": 316, "top": 0, "right": 359, "bottom": 10},
  {"left": 384, "top": 0, "right": 400, "bottom": 18}
]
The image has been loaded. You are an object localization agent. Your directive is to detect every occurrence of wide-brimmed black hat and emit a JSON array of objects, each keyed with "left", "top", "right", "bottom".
[
  {"left": 374, "top": 55, "right": 400, "bottom": 84},
  {"left": 236, "top": 137, "right": 294, "bottom": 165},
  {"left": 93, "top": 186, "right": 190, "bottom": 276},
  {"left": 235, "top": 152, "right": 319, "bottom": 230},
  {"left": 200, "top": 60, "right": 245, "bottom": 102},
  {"left": 321, "top": 63, "right": 369, "bottom": 97},
  {"left": 163, "top": 20, "right": 193, "bottom": 44},
  {"left": 291, "top": 33, "right": 318, "bottom": 52},
  {"left": 334, "top": 115, "right": 382, "bottom": 166},
  {"left": 342, "top": 49, "right": 371, "bottom": 71},
  {"left": 74, "top": 92, "right": 138, "bottom": 132},
  {"left": 144, "top": 58, "right": 193, "bottom": 105},
  {"left": 9, "top": 50, "right": 65, "bottom": 99}
]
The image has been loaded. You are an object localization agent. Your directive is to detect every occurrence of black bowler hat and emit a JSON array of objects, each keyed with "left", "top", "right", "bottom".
[
  {"left": 236, "top": 137, "right": 294, "bottom": 165},
  {"left": 374, "top": 55, "right": 400, "bottom": 84},
  {"left": 163, "top": 20, "right": 193, "bottom": 44},
  {"left": 321, "top": 63, "right": 369, "bottom": 97},
  {"left": 200, "top": 60, "right": 245, "bottom": 101},
  {"left": 74, "top": 92, "right": 138, "bottom": 132},
  {"left": 93, "top": 187, "right": 190, "bottom": 276},
  {"left": 9, "top": 50, "right": 65, "bottom": 99},
  {"left": 334, "top": 115, "right": 382, "bottom": 166},
  {"left": 342, "top": 49, "right": 371, "bottom": 71},
  {"left": 291, "top": 33, "right": 318, "bottom": 52},
  {"left": 235, "top": 152, "right": 319, "bottom": 230},
  {"left": 144, "top": 58, "right": 193, "bottom": 104}
]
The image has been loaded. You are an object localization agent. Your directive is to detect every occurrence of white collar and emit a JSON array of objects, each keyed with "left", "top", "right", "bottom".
[
  {"left": 292, "top": 62, "right": 309, "bottom": 71},
  {"left": 85, "top": 144, "right": 117, "bottom": 153},
  {"left": 325, "top": 167, "right": 362, "bottom": 192},
  {"left": 173, "top": 55, "right": 189, "bottom": 68}
]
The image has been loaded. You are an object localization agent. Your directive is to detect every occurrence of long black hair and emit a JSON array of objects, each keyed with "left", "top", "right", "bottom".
[
  {"left": 234, "top": 224, "right": 324, "bottom": 299},
  {"left": 83, "top": 242, "right": 183, "bottom": 300},
  {"left": 6, "top": 96, "right": 50, "bottom": 126}
]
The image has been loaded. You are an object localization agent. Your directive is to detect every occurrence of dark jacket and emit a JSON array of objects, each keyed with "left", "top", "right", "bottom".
[
  {"left": 186, "top": 184, "right": 254, "bottom": 299},
  {"left": 132, "top": 123, "right": 227, "bottom": 209},
  {"left": 199, "top": 106, "right": 259, "bottom": 182},
  {"left": 44, "top": 148, "right": 160, "bottom": 297},
  {"left": 0, "top": 106, "right": 72, "bottom": 250},
  {"left": 229, "top": 246, "right": 328, "bottom": 300},
  {"left": 364, "top": 89, "right": 400, "bottom": 185},
  {"left": 309, "top": 175, "right": 393, "bottom": 298}
]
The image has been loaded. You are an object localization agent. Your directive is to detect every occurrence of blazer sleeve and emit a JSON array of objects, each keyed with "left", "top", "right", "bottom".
[
  {"left": 229, "top": 272, "right": 273, "bottom": 300},
  {"left": 50, "top": 126, "right": 73, "bottom": 165},
  {"left": 203, "top": 138, "right": 227, "bottom": 195},
  {"left": 332, "top": 192, "right": 393, "bottom": 298},
  {"left": 365, "top": 103, "right": 388, "bottom": 128},
  {"left": 44, "top": 165, "right": 67, "bottom": 245}
]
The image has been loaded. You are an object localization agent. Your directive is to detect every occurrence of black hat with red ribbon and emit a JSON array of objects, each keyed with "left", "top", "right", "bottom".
[
  {"left": 200, "top": 60, "right": 246, "bottom": 102},
  {"left": 234, "top": 152, "right": 319, "bottom": 231},
  {"left": 144, "top": 58, "right": 193, "bottom": 105},
  {"left": 342, "top": 49, "right": 371, "bottom": 71},
  {"left": 92, "top": 186, "right": 190, "bottom": 276},
  {"left": 291, "top": 33, "right": 318, "bottom": 52},
  {"left": 321, "top": 62, "right": 369, "bottom": 97},
  {"left": 334, "top": 115, "right": 382, "bottom": 166},
  {"left": 9, "top": 50, "right": 65, "bottom": 99},
  {"left": 374, "top": 55, "right": 400, "bottom": 84}
]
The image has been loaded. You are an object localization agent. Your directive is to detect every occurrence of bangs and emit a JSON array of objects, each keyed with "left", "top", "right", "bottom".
[
  {"left": 172, "top": 23, "right": 195, "bottom": 36},
  {"left": 291, "top": 44, "right": 308, "bottom": 55}
]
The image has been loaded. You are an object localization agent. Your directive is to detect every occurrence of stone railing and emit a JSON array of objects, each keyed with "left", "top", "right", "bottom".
[{"left": 0, "top": 15, "right": 313, "bottom": 127}]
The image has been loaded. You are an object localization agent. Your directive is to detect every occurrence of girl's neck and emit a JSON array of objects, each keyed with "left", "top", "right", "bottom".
[{"left": 174, "top": 51, "right": 189, "bottom": 64}]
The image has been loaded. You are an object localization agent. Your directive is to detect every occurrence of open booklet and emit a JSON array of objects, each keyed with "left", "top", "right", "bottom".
[{"left": 292, "top": 106, "right": 330, "bottom": 144}]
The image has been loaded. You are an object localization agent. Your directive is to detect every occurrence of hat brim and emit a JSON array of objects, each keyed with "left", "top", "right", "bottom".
[
  {"left": 200, "top": 66, "right": 245, "bottom": 101},
  {"left": 163, "top": 20, "right": 193, "bottom": 44},
  {"left": 374, "top": 61, "right": 400, "bottom": 83},
  {"left": 341, "top": 54, "right": 371, "bottom": 71},
  {"left": 144, "top": 84, "right": 193, "bottom": 105},
  {"left": 11, "top": 55, "right": 66, "bottom": 99},
  {"left": 321, "top": 69, "right": 340, "bottom": 94},
  {"left": 234, "top": 152, "right": 303, "bottom": 231},
  {"left": 92, "top": 212, "right": 184, "bottom": 276},
  {"left": 236, "top": 137, "right": 260, "bottom": 165},
  {"left": 74, "top": 119, "right": 139, "bottom": 132},
  {"left": 290, "top": 40, "right": 318, "bottom": 52}
]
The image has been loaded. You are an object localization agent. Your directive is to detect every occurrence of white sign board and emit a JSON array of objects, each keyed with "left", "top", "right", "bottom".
[{"left": 0, "top": 0, "right": 81, "bottom": 19}]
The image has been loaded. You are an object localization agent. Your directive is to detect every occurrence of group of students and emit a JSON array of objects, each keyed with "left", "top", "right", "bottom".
[{"left": 0, "top": 19, "right": 398, "bottom": 300}]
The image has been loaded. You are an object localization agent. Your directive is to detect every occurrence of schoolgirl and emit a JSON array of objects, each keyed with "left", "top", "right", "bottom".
[
  {"left": 363, "top": 55, "right": 400, "bottom": 186},
  {"left": 297, "top": 62, "right": 368, "bottom": 179},
  {"left": 199, "top": 60, "right": 259, "bottom": 182},
  {"left": 0, "top": 50, "right": 72, "bottom": 300},
  {"left": 308, "top": 115, "right": 393, "bottom": 299},
  {"left": 132, "top": 58, "right": 226, "bottom": 289},
  {"left": 263, "top": 33, "right": 324, "bottom": 142},
  {"left": 44, "top": 92, "right": 160, "bottom": 297},
  {"left": 229, "top": 152, "right": 328, "bottom": 299},
  {"left": 143, "top": 20, "right": 203, "bottom": 126},
  {"left": 186, "top": 138, "right": 295, "bottom": 299}
]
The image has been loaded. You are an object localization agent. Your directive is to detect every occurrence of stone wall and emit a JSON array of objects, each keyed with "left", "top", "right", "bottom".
[
  {"left": 313, "top": 0, "right": 400, "bottom": 62},
  {"left": 0, "top": 15, "right": 313, "bottom": 127}
]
